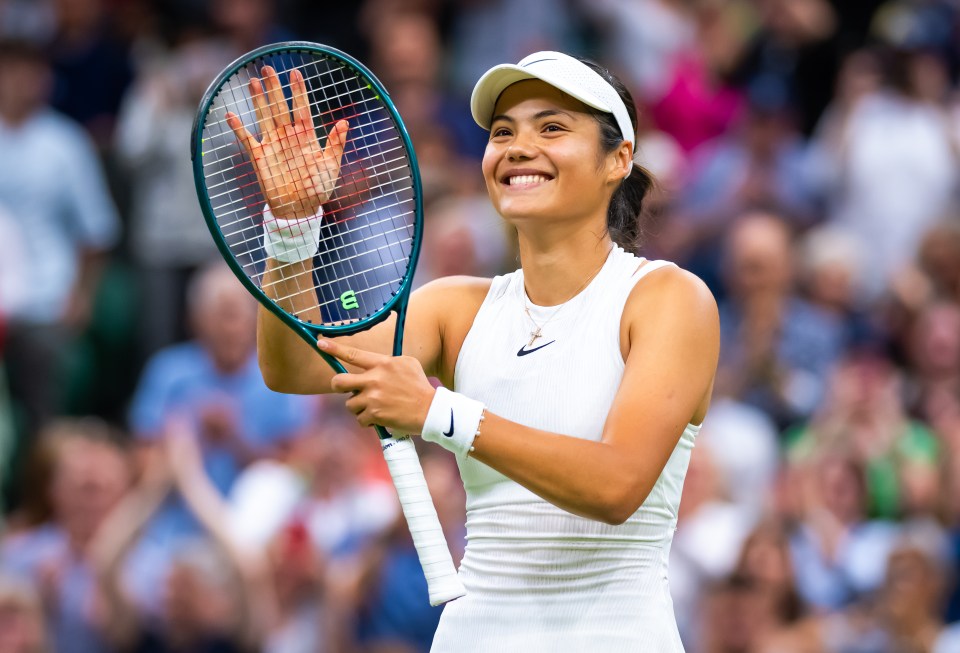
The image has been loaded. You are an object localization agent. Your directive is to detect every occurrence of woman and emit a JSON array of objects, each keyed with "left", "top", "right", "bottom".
[{"left": 230, "top": 51, "right": 719, "bottom": 651}]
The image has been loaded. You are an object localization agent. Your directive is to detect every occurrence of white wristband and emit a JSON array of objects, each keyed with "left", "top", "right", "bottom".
[
  {"left": 262, "top": 203, "right": 323, "bottom": 263},
  {"left": 421, "top": 387, "right": 485, "bottom": 461}
]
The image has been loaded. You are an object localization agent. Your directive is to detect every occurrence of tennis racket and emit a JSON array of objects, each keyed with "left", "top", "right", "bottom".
[{"left": 190, "top": 41, "right": 465, "bottom": 605}]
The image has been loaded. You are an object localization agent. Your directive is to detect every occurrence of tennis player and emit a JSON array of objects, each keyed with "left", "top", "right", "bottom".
[{"left": 250, "top": 51, "right": 719, "bottom": 651}]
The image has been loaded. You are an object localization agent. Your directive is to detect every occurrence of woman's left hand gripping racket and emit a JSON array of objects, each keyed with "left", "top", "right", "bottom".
[{"left": 191, "top": 42, "right": 465, "bottom": 605}]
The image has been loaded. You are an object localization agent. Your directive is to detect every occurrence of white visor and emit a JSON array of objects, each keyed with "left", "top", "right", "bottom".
[{"left": 470, "top": 51, "right": 635, "bottom": 171}]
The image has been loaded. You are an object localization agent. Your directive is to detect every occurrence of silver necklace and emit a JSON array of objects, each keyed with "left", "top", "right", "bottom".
[{"left": 523, "top": 250, "right": 611, "bottom": 347}]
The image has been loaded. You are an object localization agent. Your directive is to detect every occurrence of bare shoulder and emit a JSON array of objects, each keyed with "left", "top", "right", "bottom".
[
  {"left": 411, "top": 275, "right": 493, "bottom": 324},
  {"left": 626, "top": 264, "right": 718, "bottom": 321},
  {"left": 411, "top": 275, "right": 494, "bottom": 386},
  {"left": 620, "top": 264, "right": 719, "bottom": 356},
  {"left": 413, "top": 275, "right": 493, "bottom": 303}
]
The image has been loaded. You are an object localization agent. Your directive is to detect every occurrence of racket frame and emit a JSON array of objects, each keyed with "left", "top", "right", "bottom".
[
  {"left": 190, "top": 41, "right": 423, "bottom": 373},
  {"left": 190, "top": 41, "right": 466, "bottom": 606}
]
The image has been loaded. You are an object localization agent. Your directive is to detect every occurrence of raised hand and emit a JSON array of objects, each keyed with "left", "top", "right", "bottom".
[{"left": 226, "top": 66, "right": 349, "bottom": 221}]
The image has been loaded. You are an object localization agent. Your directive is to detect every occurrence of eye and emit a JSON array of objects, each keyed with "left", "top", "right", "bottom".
[
  {"left": 542, "top": 123, "right": 565, "bottom": 134},
  {"left": 491, "top": 127, "right": 511, "bottom": 138}
]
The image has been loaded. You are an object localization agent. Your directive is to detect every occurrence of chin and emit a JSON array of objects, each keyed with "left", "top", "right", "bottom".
[{"left": 496, "top": 199, "right": 552, "bottom": 223}]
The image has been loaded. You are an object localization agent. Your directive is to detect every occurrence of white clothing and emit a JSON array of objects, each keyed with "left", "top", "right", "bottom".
[
  {"left": 431, "top": 246, "right": 698, "bottom": 652},
  {"left": 810, "top": 92, "right": 959, "bottom": 297},
  {"left": 0, "top": 110, "right": 120, "bottom": 322}
]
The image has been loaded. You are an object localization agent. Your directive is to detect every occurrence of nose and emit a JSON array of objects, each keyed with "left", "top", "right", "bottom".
[{"left": 506, "top": 130, "right": 537, "bottom": 161}]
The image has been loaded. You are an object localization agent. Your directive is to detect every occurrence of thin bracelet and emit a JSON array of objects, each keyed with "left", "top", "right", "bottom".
[{"left": 468, "top": 410, "right": 487, "bottom": 455}]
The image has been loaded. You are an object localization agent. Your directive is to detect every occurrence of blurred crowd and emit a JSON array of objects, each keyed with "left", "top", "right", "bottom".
[{"left": 1, "top": 0, "right": 960, "bottom": 652}]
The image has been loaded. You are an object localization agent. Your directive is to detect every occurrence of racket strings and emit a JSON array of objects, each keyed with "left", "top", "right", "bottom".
[{"left": 199, "top": 50, "right": 417, "bottom": 325}]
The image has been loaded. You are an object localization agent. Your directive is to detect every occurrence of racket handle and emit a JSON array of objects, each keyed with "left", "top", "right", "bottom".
[{"left": 379, "top": 434, "right": 466, "bottom": 606}]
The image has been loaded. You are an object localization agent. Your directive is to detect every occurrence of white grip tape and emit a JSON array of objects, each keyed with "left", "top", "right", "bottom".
[
  {"left": 381, "top": 435, "right": 466, "bottom": 605},
  {"left": 261, "top": 203, "right": 323, "bottom": 264}
]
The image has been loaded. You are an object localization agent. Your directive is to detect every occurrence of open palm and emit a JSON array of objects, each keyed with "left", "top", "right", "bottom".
[{"left": 226, "top": 66, "right": 349, "bottom": 221}]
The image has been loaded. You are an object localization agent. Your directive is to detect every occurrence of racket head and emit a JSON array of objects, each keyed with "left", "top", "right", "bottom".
[{"left": 191, "top": 41, "right": 423, "bottom": 339}]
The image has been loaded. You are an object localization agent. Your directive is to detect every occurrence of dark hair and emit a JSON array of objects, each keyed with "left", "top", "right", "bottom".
[{"left": 577, "top": 58, "right": 655, "bottom": 252}]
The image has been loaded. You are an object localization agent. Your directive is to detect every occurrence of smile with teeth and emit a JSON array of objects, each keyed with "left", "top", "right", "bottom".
[{"left": 507, "top": 174, "right": 552, "bottom": 186}]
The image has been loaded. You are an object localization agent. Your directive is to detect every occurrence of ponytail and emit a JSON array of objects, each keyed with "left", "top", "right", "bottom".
[{"left": 578, "top": 59, "right": 656, "bottom": 252}]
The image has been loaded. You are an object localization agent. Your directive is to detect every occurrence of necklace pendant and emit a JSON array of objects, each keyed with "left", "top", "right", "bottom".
[{"left": 528, "top": 328, "right": 542, "bottom": 347}]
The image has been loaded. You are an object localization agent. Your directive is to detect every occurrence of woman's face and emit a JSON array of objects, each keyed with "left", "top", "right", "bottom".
[{"left": 481, "top": 80, "right": 628, "bottom": 231}]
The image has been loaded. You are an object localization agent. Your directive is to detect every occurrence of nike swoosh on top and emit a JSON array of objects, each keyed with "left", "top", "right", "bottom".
[
  {"left": 442, "top": 409, "right": 454, "bottom": 437},
  {"left": 516, "top": 340, "right": 556, "bottom": 357}
]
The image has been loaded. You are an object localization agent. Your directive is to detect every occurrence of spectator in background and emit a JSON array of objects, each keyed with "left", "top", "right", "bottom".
[
  {"left": 90, "top": 421, "right": 270, "bottom": 653},
  {"left": 0, "top": 205, "right": 26, "bottom": 508},
  {"left": 732, "top": 0, "right": 842, "bottom": 136},
  {"left": 228, "top": 419, "right": 398, "bottom": 560},
  {"left": 680, "top": 91, "right": 818, "bottom": 227},
  {"left": 670, "top": 446, "right": 755, "bottom": 649},
  {"left": 0, "top": 39, "right": 120, "bottom": 454},
  {"left": 671, "top": 92, "right": 819, "bottom": 290},
  {"left": 904, "top": 301, "right": 960, "bottom": 430},
  {"left": 0, "top": 419, "right": 130, "bottom": 653},
  {"left": 798, "top": 521, "right": 952, "bottom": 653},
  {"left": 915, "top": 221, "right": 960, "bottom": 306},
  {"left": 647, "top": 0, "right": 749, "bottom": 155},
  {"left": 733, "top": 520, "right": 806, "bottom": 628},
  {"left": 797, "top": 224, "right": 881, "bottom": 350},
  {"left": 128, "top": 263, "right": 314, "bottom": 541},
  {"left": 47, "top": 0, "right": 134, "bottom": 146},
  {"left": 352, "top": 447, "right": 465, "bottom": 653},
  {"left": 0, "top": 0, "right": 56, "bottom": 43},
  {"left": 788, "top": 453, "right": 899, "bottom": 611},
  {"left": 113, "top": 32, "right": 232, "bottom": 357},
  {"left": 698, "top": 574, "right": 780, "bottom": 653},
  {"left": 364, "top": 10, "right": 485, "bottom": 199},
  {"left": 716, "top": 212, "right": 846, "bottom": 428},
  {"left": 786, "top": 353, "right": 941, "bottom": 520},
  {"left": 806, "top": 42, "right": 960, "bottom": 300},
  {"left": 0, "top": 575, "right": 48, "bottom": 653},
  {"left": 262, "top": 518, "right": 348, "bottom": 653},
  {"left": 414, "top": 196, "right": 511, "bottom": 286},
  {"left": 227, "top": 419, "right": 400, "bottom": 651},
  {"left": 445, "top": 0, "right": 580, "bottom": 100},
  {"left": 890, "top": 220, "right": 960, "bottom": 323},
  {"left": 697, "top": 521, "right": 807, "bottom": 653},
  {"left": 695, "top": 398, "right": 780, "bottom": 519},
  {"left": 207, "top": 0, "right": 292, "bottom": 57},
  {"left": 575, "top": 0, "right": 696, "bottom": 106}
]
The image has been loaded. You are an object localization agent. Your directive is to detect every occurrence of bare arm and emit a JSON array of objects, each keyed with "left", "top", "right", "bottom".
[
  {"left": 88, "top": 453, "right": 172, "bottom": 651},
  {"left": 165, "top": 423, "right": 276, "bottom": 650},
  {"left": 259, "top": 274, "right": 488, "bottom": 394},
  {"left": 325, "top": 267, "right": 720, "bottom": 524}
]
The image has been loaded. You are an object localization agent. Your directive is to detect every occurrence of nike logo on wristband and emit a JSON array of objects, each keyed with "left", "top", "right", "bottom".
[
  {"left": 442, "top": 410, "right": 454, "bottom": 437},
  {"left": 516, "top": 340, "right": 556, "bottom": 356}
]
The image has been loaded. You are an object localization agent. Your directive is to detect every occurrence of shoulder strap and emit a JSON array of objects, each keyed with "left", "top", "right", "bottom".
[{"left": 631, "top": 259, "right": 675, "bottom": 282}]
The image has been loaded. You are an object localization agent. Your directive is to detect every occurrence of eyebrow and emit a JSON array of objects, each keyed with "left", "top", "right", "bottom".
[{"left": 490, "top": 109, "right": 578, "bottom": 125}]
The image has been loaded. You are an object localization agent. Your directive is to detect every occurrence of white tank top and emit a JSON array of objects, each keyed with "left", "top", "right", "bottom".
[{"left": 431, "top": 245, "right": 698, "bottom": 652}]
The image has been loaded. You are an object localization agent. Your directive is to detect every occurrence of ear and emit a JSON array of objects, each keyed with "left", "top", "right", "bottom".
[{"left": 606, "top": 140, "right": 633, "bottom": 184}]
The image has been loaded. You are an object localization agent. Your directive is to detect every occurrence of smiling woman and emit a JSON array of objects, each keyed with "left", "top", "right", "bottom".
[{"left": 254, "top": 50, "right": 719, "bottom": 652}]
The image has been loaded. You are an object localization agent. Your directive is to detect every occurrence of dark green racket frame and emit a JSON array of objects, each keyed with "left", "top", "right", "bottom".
[{"left": 190, "top": 41, "right": 424, "bottom": 382}]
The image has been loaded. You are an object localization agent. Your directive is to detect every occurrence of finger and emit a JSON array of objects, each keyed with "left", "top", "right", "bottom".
[
  {"left": 249, "top": 76, "right": 276, "bottom": 134},
  {"left": 321, "top": 119, "right": 349, "bottom": 168},
  {"left": 289, "top": 68, "right": 314, "bottom": 129},
  {"left": 344, "top": 394, "right": 366, "bottom": 415},
  {"left": 225, "top": 111, "right": 260, "bottom": 156},
  {"left": 317, "top": 337, "right": 387, "bottom": 371},
  {"left": 355, "top": 409, "right": 376, "bottom": 428},
  {"left": 329, "top": 372, "right": 369, "bottom": 394},
  {"left": 261, "top": 65, "right": 291, "bottom": 127}
]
